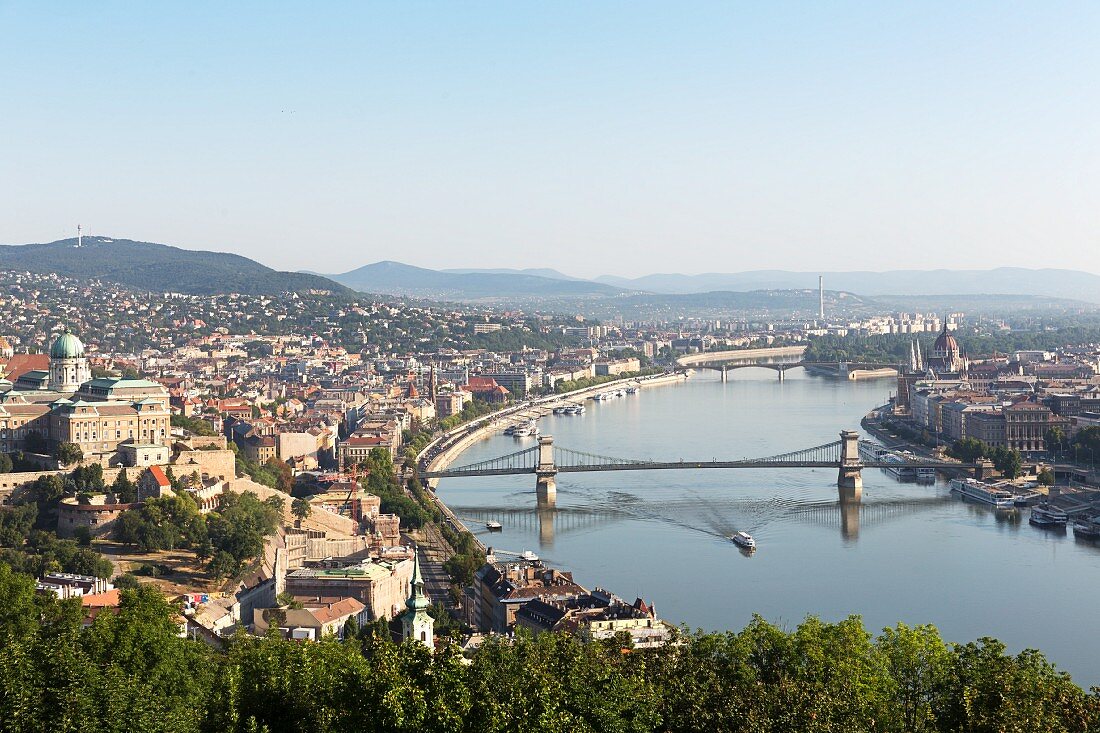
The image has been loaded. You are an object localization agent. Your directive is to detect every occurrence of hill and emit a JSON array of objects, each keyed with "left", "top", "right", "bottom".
[
  {"left": 594, "top": 268, "right": 1100, "bottom": 304},
  {"left": 328, "top": 260, "right": 624, "bottom": 299},
  {"left": 0, "top": 236, "right": 348, "bottom": 296}
]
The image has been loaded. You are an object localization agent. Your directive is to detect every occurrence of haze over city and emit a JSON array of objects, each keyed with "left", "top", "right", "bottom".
[{"left": 3, "top": 2, "right": 1099, "bottom": 277}]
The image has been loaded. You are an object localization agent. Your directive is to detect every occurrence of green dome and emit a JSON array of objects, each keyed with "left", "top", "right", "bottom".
[{"left": 50, "top": 332, "right": 85, "bottom": 359}]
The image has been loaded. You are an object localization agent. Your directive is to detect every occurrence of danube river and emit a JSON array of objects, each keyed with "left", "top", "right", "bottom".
[{"left": 436, "top": 369, "right": 1100, "bottom": 685}]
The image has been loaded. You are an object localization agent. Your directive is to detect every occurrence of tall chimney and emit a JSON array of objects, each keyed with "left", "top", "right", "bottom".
[{"left": 818, "top": 275, "right": 825, "bottom": 321}]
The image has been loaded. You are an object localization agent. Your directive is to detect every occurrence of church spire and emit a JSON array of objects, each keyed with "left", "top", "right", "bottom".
[{"left": 400, "top": 547, "right": 434, "bottom": 648}]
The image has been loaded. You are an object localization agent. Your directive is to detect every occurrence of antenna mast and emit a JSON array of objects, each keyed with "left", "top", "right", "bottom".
[{"left": 77, "top": 224, "right": 82, "bottom": 248}]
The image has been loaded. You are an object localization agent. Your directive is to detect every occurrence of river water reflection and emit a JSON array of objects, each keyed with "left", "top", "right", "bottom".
[{"left": 436, "top": 369, "right": 1100, "bottom": 685}]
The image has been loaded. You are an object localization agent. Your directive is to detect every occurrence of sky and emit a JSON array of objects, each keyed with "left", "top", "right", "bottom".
[{"left": 1, "top": 2, "right": 1098, "bottom": 278}]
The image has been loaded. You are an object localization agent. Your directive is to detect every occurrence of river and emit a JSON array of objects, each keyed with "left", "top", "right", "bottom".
[{"left": 435, "top": 369, "right": 1100, "bottom": 685}]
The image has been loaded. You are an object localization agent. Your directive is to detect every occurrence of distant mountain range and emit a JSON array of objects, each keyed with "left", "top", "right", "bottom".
[
  {"left": 328, "top": 262, "right": 1100, "bottom": 305},
  {"left": 593, "top": 268, "right": 1100, "bottom": 302},
  {"left": 326, "top": 261, "right": 624, "bottom": 299},
  {"left": 0, "top": 236, "right": 347, "bottom": 296}
]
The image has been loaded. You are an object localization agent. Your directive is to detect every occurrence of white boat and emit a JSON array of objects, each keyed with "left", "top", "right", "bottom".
[
  {"left": 521, "top": 550, "right": 539, "bottom": 561},
  {"left": 915, "top": 467, "right": 936, "bottom": 483},
  {"left": 552, "top": 406, "right": 567, "bottom": 415},
  {"left": 511, "top": 421, "right": 539, "bottom": 438},
  {"left": 730, "top": 531, "right": 756, "bottom": 549},
  {"left": 881, "top": 451, "right": 916, "bottom": 479},
  {"left": 564, "top": 404, "right": 585, "bottom": 415},
  {"left": 502, "top": 425, "right": 517, "bottom": 436},
  {"left": 486, "top": 521, "right": 502, "bottom": 531},
  {"left": 858, "top": 441, "right": 886, "bottom": 461},
  {"left": 1029, "top": 503, "right": 1068, "bottom": 528},
  {"left": 949, "top": 478, "right": 1016, "bottom": 509}
]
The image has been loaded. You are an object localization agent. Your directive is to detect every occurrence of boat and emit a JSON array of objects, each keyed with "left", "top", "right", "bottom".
[
  {"left": 1029, "top": 503, "right": 1068, "bottom": 528},
  {"left": 949, "top": 478, "right": 1016, "bottom": 509},
  {"left": 858, "top": 441, "right": 885, "bottom": 461},
  {"left": 625, "top": 386, "right": 639, "bottom": 395},
  {"left": 915, "top": 467, "right": 936, "bottom": 483},
  {"left": 552, "top": 406, "right": 567, "bottom": 415},
  {"left": 502, "top": 425, "right": 517, "bottom": 436},
  {"left": 486, "top": 521, "right": 502, "bottom": 532},
  {"left": 521, "top": 550, "right": 539, "bottom": 561},
  {"left": 1014, "top": 491, "right": 1041, "bottom": 507},
  {"left": 730, "top": 531, "right": 756, "bottom": 550},
  {"left": 881, "top": 451, "right": 916, "bottom": 480},
  {"left": 511, "top": 421, "right": 540, "bottom": 438},
  {"left": 1073, "top": 516, "right": 1100, "bottom": 539},
  {"left": 564, "top": 404, "right": 585, "bottom": 415}
]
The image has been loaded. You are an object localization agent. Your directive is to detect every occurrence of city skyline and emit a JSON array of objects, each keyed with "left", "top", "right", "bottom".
[{"left": 3, "top": 3, "right": 1099, "bottom": 277}]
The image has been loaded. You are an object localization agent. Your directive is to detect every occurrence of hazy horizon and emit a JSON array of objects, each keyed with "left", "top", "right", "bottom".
[{"left": 3, "top": 3, "right": 1098, "bottom": 278}]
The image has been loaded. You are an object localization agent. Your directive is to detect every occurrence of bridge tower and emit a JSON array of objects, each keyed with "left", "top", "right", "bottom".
[
  {"left": 837, "top": 430, "right": 863, "bottom": 503},
  {"left": 536, "top": 435, "right": 557, "bottom": 506}
]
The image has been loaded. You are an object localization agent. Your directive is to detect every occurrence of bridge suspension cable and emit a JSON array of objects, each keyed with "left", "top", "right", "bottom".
[{"left": 553, "top": 447, "right": 652, "bottom": 470}]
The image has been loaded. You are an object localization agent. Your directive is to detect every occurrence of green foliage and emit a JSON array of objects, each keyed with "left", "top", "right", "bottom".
[
  {"left": 0, "top": 504, "right": 38, "bottom": 548},
  {"left": 111, "top": 467, "right": 137, "bottom": 503},
  {"left": 0, "top": 574, "right": 1097, "bottom": 733},
  {"left": 357, "top": 448, "right": 434, "bottom": 529},
  {"left": 55, "top": 441, "right": 84, "bottom": 466},
  {"left": 171, "top": 414, "right": 218, "bottom": 436},
  {"left": 0, "top": 530, "right": 114, "bottom": 578},
  {"left": 114, "top": 494, "right": 206, "bottom": 553},
  {"left": 437, "top": 399, "right": 501, "bottom": 433},
  {"left": 0, "top": 452, "right": 12, "bottom": 473},
  {"left": 947, "top": 439, "right": 1024, "bottom": 478},
  {"left": 554, "top": 368, "right": 664, "bottom": 394},
  {"left": 291, "top": 497, "right": 312, "bottom": 522},
  {"left": 1037, "top": 468, "right": 1055, "bottom": 486},
  {"left": 205, "top": 491, "right": 283, "bottom": 577},
  {"left": 235, "top": 452, "right": 294, "bottom": 492}
]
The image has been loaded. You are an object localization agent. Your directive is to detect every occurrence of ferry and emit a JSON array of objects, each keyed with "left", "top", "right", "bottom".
[
  {"left": 1073, "top": 516, "right": 1100, "bottom": 540},
  {"left": 552, "top": 406, "right": 568, "bottom": 415},
  {"left": 949, "top": 478, "right": 1016, "bottom": 509},
  {"left": 881, "top": 451, "right": 916, "bottom": 480},
  {"left": 730, "top": 531, "right": 756, "bottom": 550},
  {"left": 1029, "top": 503, "right": 1068, "bottom": 528},
  {"left": 858, "top": 440, "right": 886, "bottom": 461},
  {"left": 564, "top": 404, "right": 585, "bottom": 415},
  {"left": 915, "top": 467, "right": 936, "bottom": 484},
  {"left": 625, "top": 385, "right": 639, "bottom": 395},
  {"left": 486, "top": 521, "right": 502, "bottom": 532},
  {"left": 521, "top": 550, "right": 539, "bottom": 561},
  {"left": 502, "top": 424, "right": 517, "bottom": 436},
  {"left": 511, "top": 421, "right": 540, "bottom": 438}
]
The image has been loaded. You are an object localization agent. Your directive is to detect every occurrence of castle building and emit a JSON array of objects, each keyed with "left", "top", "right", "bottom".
[
  {"left": 0, "top": 331, "right": 171, "bottom": 466},
  {"left": 925, "top": 323, "right": 966, "bottom": 377}
]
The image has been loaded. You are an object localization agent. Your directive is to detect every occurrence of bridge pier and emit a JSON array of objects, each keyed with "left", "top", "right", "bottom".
[
  {"left": 837, "top": 430, "right": 863, "bottom": 503},
  {"left": 720, "top": 366, "right": 728, "bottom": 383},
  {"left": 536, "top": 435, "right": 557, "bottom": 506},
  {"left": 777, "top": 368, "right": 785, "bottom": 382}
]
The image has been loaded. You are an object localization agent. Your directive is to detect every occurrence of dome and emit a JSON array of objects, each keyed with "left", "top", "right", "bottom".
[
  {"left": 50, "top": 332, "right": 85, "bottom": 359},
  {"left": 932, "top": 325, "right": 957, "bottom": 354}
]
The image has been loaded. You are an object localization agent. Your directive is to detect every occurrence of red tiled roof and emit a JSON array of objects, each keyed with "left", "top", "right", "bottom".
[
  {"left": 2, "top": 354, "right": 49, "bottom": 380},
  {"left": 147, "top": 465, "right": 172, "bottom": 487}
]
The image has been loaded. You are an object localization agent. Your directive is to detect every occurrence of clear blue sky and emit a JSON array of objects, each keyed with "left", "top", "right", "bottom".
[{"left": 2, "top": 2, "right": 1097, "bottom": 277}]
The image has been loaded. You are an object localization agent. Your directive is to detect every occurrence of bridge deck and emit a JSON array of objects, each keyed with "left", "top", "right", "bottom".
[{"left": 423, "top": 460, "right": 977, "bottom": 479}]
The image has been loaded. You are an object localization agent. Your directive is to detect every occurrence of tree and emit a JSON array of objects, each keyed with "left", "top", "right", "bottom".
[
  {"left": 950, "top": 437, "right": 987, "bottom": 463},
  {"left": 55, "top": 441, "right": 84, "bottom": 466},
  {"left": 1046, "top": 426, "right": 1068, "bottom": 454},
  {"left": 291, "top": 497, "right": 312, "bottom": 523},
  {"left": 1037, "top": 468, "right": 1055, "bottom": 486},
  {"left": 111, "top": 467, "right": 137, "bottom": 503},
  {"left": 0, "top": 452, "right": 12, "bottom": 473}
]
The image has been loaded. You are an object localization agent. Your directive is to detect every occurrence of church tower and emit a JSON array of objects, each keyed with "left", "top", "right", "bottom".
[
  {"left": 48, "top": 331, "right": 90, "bottom": 392},
  {"left": 400, "top": 550, "right": 435, "bottom": 649}
]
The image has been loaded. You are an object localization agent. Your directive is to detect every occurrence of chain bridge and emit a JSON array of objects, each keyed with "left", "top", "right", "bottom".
[
  {"left": 421, "top": 431, "right": 987, "bottom": 504},
  {"left": 678, "top": 360, "right": 903, "bottom": 381}
]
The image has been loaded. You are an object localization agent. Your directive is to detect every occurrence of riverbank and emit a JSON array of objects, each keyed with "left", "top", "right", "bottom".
[{"left": 415, "top": 370, "right": 688, "bottom": 551}]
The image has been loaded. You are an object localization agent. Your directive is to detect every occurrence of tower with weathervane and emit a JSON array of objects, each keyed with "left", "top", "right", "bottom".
[{"left": 400, "top": 550, "right": 434, "bottom": 649}]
